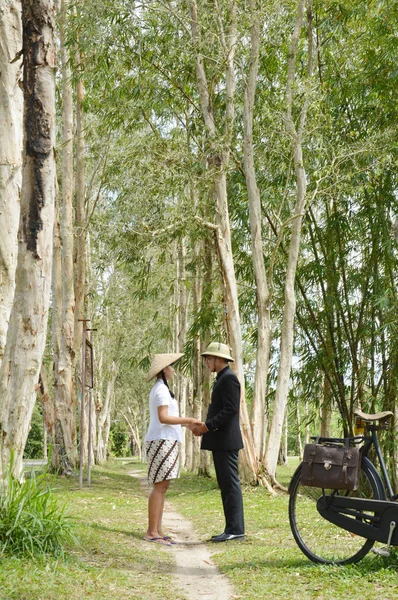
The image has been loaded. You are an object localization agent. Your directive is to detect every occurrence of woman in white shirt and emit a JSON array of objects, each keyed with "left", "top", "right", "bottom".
[{"left": 144, "top": 352, "right": 198, "bottom": 546}]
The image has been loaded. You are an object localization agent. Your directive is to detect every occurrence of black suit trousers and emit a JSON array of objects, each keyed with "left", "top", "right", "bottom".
[{"left": 212, "top": 450, "right": 244, "bottom": 535}]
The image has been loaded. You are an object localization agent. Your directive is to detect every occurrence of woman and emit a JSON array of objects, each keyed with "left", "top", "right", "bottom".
[{"left": 144, "top": 352, "right": 197, "bottom": 546}]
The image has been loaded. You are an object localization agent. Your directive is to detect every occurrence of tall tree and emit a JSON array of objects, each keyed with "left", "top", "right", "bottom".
[
  {"left": 188, "top": 0, "right": 259, "bottom": 483},
  {"left": 52, "top": 0, "right": 77, "bottom": 473},
  {"left": 0, "top": 0, "right": 56, "bottom": 478},
  {"left": 264, "top": 0, "right": 314, "bottom": 479},
  {"left": 242, "top": 0, "right": 271, "bottom": 457},
  {"left": 0, "top": 0, "right": 23, "bottom": 364}
]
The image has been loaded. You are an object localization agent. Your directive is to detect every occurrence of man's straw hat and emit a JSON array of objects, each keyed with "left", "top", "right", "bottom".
[
  {"left": 201, "top": 342, "right": 234, "bottom": 362},
  {"left": 145, "top": 353, "right": 184, "bottom": 382}
]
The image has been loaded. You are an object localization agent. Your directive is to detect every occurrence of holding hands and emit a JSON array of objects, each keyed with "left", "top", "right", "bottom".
[{"left": 187, "top": 420, "right": 208, "bottom": 436}]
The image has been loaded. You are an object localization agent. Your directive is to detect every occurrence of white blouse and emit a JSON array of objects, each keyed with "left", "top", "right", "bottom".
[{"left": 145, "top": 379, "right": 182, "bottom": 442}]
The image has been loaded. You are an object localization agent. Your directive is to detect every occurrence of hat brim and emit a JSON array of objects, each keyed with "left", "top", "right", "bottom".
[
  {"left": 201, "top": 351, "right": 234, "bottom": 362},
  {"left": 145, "top": 352, "right": 184, "bottom": 382}
]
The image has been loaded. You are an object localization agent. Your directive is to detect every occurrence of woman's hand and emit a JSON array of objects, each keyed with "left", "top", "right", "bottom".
[{"left": 186, "top": 418, "right": 201, "bottom": 430}]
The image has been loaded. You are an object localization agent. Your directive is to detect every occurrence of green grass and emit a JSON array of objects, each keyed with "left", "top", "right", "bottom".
[
  {"left": 0, "top": 467, "right": 74, "bottom": 558},
  {"left": 1, "top": 457, "right": 397, "bottom": 600},
  {"left": 0, "top": 461, "right": 183, "bottom": 600},
  {"left": 168, "top": 457, "right": 398, "bottom": 600}
]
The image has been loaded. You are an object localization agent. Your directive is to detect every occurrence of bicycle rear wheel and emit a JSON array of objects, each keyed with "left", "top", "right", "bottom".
[{"left": 289, "top": 457, "right": 385, "bottom": 565}]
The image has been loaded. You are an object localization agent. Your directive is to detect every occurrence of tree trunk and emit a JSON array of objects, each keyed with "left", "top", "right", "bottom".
[
  {"left": 176, "top": 239, "right": 189, "bottom": 466},
  {"left": 296, "top": 396, "right": 303, "bottom": 460},
  {"left": 122, "top": 408, "right": 142, "bottom": 461},
  {"left": 0, "top": 0, "right": 23, "bottom": 364},
  {"left": 38, "top": 367, "right": 54, "bottom": 448},
  {"left": 0, "top": 0, "right": 56, "bottom": 478},
  {"left": 74, "top": 73, "right": 86, "bottom": 393},
  {"left": 243, "top": 0, "right": 271, "bottom": 458},
  {"left": 52, "top": 0, "right": 77, "bottom": 473},
  {"left": 189, "top": 0, "right": 258, "bottom": 484},
  {"left": 320, "top": 374, "right": 333, "bottom": 437},
  {"left": 264, "top": 0, "right": 313, "bottom": 479},
  {"left": 96, "top": 362, "right": 116, "bottom": 464},
  {"left": 190, "top": 240, "right": 205, "bottom": 473}
]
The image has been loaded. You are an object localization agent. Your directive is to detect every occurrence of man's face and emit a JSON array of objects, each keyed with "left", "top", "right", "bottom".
[{"left": 204, "top": 355, "right": 217, "bottom": 372}]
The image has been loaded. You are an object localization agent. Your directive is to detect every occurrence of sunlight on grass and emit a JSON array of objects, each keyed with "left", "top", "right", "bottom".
[
  {"left": 1, "top": 458, "right": 397, "bottom": 600},
  {"left": 170, "top": 458, "right": 398, "bottom": 600}
]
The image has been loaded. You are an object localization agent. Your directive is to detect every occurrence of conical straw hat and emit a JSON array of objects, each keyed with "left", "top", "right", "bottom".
[
  {"left": 145, "top": 353, "right": 184, "bottom": 382},
  {"left": 201, "top": 342, "right": 234, "bottom": 361}
]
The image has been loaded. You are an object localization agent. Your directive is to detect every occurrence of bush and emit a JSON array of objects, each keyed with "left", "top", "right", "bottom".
[
  {"left": 24, "top": 404, "right": 44, "bottom": 459},
  {"left": 109, "top": 426, "right": 130, "bottom": 457},
  {"left": 0, "top": 462, "right": 75, "bottom": 558}
]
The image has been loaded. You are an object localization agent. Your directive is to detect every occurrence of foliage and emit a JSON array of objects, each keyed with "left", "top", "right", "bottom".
[
  {"left": 0, "top": 462, "right": 179, "bottom": 600},
  {"left": 171, "top": 462, "right": 398, "bottom": 600},
  {"left": 23, "top": 404, "right": 44, "bottom": 459},
  {"left": 61, "top": 0, "right": 398, "bottom": 461},
  {"left": 2, "top": 460, "right": 398, "bottom": 599},
  {"left": 109, "top": 423, "right": 131, "bottom": 457},
  {"left": 0, "top": 464, "right": 75, "bottom": 558}
]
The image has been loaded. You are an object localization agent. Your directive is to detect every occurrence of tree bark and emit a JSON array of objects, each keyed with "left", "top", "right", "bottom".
[
  {"left": 38, "top": 367, "right": 54, "bottom": 448},
  {"left": 74, "top": 73, "right": 86, "bottom": 390},
  {"left": 243, "top": 0, "right": 271, "bottom": 458},
  {"left": 264, "top": 0, "right": 313, "bottom": 479},
  {"left": 52, "top": 0, "right": 77, "bottom": 472},
  {"left": 0, "top": 0, "right": 56, "bottom": 478},
  {"left": 96, "top": 362, "right": 117, "bottom": 464},
  {"left": 189, "top": 0, "right": 258, "bottom": 484},
  {"left": 0, "top": 0, "right": 23, "bottom": 364}
]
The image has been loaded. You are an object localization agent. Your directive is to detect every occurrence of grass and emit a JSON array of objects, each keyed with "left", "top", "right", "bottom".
[
  {"left": 0, "top": 461, "right": 183, "bottom": 600},
  {"left": 0, "top": 467, "right": 74, "bottom": 558},
  {"left": 0, "top": 457, "right": 397, "bottom": 599},
  {"left": 169, "top": 457, "right": 398, "bottom": 600}
]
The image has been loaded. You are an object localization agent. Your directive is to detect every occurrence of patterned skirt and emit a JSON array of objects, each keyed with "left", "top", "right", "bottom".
[{"left": 146, "top": 439, "right": 180, "bottom": 485}]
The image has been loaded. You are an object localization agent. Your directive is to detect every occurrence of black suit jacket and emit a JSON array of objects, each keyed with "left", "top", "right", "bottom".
[{"left": 201, "top": 366, "right": 244, "bottom": 452}]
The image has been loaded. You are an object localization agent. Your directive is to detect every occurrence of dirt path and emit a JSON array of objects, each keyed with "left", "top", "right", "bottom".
[{"left": 129, "top": 469, "right": 235, "bottom": 600}]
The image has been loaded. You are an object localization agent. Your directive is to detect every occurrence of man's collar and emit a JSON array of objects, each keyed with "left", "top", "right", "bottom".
[{"left": 216, "top": 365, "right": 230, "bottom": 379}]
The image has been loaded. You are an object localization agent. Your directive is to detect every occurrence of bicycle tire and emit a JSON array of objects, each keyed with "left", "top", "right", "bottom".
[{"left": 289, "top": 456, "right": 385, "bottom": 565}]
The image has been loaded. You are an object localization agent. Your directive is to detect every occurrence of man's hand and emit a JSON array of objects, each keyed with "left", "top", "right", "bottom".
[{"left": 191, "top": 422, "right": 208, "bottom": 436}]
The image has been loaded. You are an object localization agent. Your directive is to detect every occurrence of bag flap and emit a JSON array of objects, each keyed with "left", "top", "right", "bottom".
[{"left": 303, "top": 443, "right": 359, "bottom": 468}]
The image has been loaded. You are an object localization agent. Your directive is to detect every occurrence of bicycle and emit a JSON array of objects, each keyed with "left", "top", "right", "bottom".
[{"left": 288, "top": 408, "right": 398, "bottom": 565}]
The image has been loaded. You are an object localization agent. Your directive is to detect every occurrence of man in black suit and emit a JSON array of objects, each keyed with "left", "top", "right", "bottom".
[{"left": 192, "top": 342, "right": 245, "bottom": 542}]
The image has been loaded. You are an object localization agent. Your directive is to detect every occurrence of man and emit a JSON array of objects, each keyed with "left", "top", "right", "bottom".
[{"left": 192, "top": 342, "right": 245, "bottom": 542}]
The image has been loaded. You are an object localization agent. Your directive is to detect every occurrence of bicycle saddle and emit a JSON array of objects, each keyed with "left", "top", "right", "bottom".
[{"left": 354, "top": 408, "right": 393, "bottom": 424}]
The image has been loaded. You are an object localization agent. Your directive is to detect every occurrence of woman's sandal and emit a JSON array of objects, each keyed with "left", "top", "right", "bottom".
[
  {"left": 143, "top": 536, "right": 172, "bottom": 546},
  {"left": 163, "top": 535, "right": 178, "bottom": 545}
]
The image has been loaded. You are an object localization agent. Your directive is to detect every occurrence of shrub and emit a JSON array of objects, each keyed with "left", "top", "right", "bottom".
[
  {"left": 109, "top": 426, "right": 130, "bottom": 457},
  {"left": 23, "top": 404, "right": 44, "bottom": 459},
  {"left": 0, "top": 462, "right": 75, "bottom": 558}
]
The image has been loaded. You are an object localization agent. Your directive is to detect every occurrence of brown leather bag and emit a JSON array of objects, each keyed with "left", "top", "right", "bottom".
[{"left": 301, "top": 441, "right": 361, "bottom": 490}]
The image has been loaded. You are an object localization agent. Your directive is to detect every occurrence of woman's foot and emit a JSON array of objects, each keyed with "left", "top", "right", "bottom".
[{"left": 143, "top": 535, "right": 172, "bottom": 546}]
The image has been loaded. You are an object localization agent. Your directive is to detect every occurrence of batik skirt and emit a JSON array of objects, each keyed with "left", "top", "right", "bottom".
[{"left": 146, "top": 439, "right": 180, "bottom": 485}]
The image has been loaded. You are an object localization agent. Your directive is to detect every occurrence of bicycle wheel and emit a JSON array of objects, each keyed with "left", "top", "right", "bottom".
[{"left": 289, "top": 457, "right": 385, "bottom": 565}]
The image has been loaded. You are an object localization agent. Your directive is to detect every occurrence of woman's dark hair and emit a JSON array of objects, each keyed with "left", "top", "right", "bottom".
[{"left": 161, "top": 370, "right": 175, "bottom": 398}]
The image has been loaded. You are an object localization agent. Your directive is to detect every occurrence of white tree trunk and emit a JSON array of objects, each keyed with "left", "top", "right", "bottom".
[
  {"left": 96, "top": 362, "right": 116, "bottom": 464},
  {"left": 176, "top": 239, "right": 189, "bottom": 466},
  {"left": 0, "top": 0, "right": 56, "bottom": 478},
  {"left": 264, "top": 0, "right": 313, "bottom": 479},
  {"left": 0, "top": 0, "right": 23, "bottom": 364},
  {"left": 296, "top": 396, "right": 303, "bottom": 460},
  {"left": 243, "top": 1, "right": 271, "bottom": 458},
  {"left": 52, "top": 0, "right": 77, "bottom": 472},
  {"left": 38, "top": 367, "right": 54, "bottom": 450},
  {"left": 122, "top": 408, "right": 142, "bottom": 460},
  {"left": 189, "top": 0, "right": 259, "bottom": 484},
  {"left": 190, "top": 240, "right": 204, "bottom": 472},
  {"left": 74, "top": 74, "right": 86, "bottom": 383}
]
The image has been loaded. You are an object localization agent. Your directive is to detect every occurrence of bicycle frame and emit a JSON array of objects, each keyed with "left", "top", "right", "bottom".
[
  {"left": 317, "top": 426, "right": 398, "bottom": 548},
  {"left": 361, "top": 427, "right": 396, "bottom": 501}
]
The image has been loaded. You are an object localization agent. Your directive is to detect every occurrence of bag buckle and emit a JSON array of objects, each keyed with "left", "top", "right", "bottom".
[{"left": 324, "top": 461, "right": 332, "bottom": 470}]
